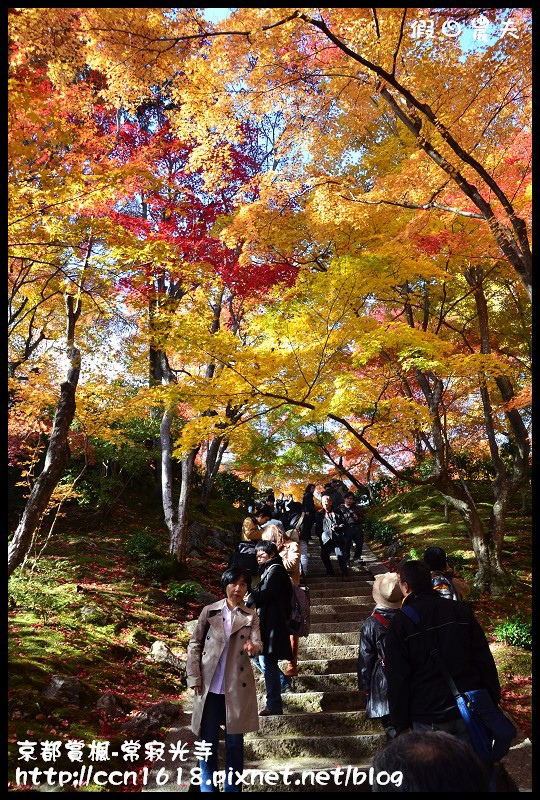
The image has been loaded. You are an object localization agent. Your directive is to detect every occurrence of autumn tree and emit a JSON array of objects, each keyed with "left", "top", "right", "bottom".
[
  {"left": 198, "top": 244, "right": 530, "bottom": 593},
  {"left": 8, "top": 10, "right": 135, "bottom": 576},
  {"left": 95, "top": 98, "right": 298, "bottom": 559},
  {"left": 8, "top": 9, "right": 531, "bottom": 592},
  {"left": 66, "top": 9, "right": 530, "bottom": 295},
  {"left": 187, "top": 7, "right": 531, "bottom": 592}
]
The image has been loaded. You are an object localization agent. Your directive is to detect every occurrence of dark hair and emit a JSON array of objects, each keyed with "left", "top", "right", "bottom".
[
  {"left": 371, "top": 730, "right": 490, "bottom": 792},
  {"left": 305, "top": 483, "right": 316, "bottom": 492},
  {"left": 220, "top": 567, "right": 252, "bottom": 592},
  {"left": 397, "top": 560, "right": 432, "bottom": 593},
  {"left": 423, "top": 546, "right": 447, "bottom": 571},
  {"left": 321, "top": 492, "right": 332, "bottom": 501},
  {"left": 255, "top": 540, "right": 279, "bottom": 557},
  {"left": 255, "top": 505, "right": 273, "bottom": 520},
  {"left": 344, "top": 491, "right": 355, "bottom": 500}
]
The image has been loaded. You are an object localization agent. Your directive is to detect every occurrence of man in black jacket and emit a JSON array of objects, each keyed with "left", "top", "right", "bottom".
[
  {"left": 315, "top": 493, "right": 348, "bottom": 578},
  {"left": 384, "top": 560, "right": 500, "bottom": 742}
]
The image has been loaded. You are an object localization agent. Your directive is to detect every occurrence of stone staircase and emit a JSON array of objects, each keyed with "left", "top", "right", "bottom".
[
  {"left": 143, "top": 540, "right": 386, "bottom": 793},
  {"left": 142, "top": 541, "right": 530, "bottom": 792},
  {"left": 241, "top": 541, "right": 384, "bottom": 792}
]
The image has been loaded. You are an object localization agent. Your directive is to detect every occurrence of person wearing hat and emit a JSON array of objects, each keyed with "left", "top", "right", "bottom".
[{"left": 357, "top": 572, "right": 403, "bottom": 739}]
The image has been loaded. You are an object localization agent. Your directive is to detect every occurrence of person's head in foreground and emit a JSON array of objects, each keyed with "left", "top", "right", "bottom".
[
  {"left": 220, "top": 567, "right": 252, "bottom": 607},
  {"left": 370, "top": 729, "right": 491, "bottom": 792},
  {"left": 423, "top": 545, "right": 447, "bottom": 571}
]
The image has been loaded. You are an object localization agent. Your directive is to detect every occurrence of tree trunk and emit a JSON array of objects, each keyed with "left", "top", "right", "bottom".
[
  {"left": 8, "top": 348, "right": 80, "bottom": 577},
  {"left": 443, "top": 498, "right": 450, "bottom": 523},
  {"left": 171, "top": 447, "right": 199, "bottom": 562},
  {"left": 320, "top": 444, "right": 366, "bottom": 493},
  {"left": 436, "top": 479, "right": 503, "bottom": 591},
  {"left": 160, "top": 406, "right": 200, "bottom": 563},
  {"left": 8, "top": 285, "right": 83, "bottom": 578},
  {"left": 160, "top": 406, "right": 176, "bottom": 542},
  {"left": 199, "top": 435, "right": 229, "bottom": 511}
]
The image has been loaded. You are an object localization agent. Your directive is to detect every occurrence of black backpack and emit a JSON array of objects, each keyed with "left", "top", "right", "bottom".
[{"left": 228, "top": 541, "right": 258, "bottom": 575}]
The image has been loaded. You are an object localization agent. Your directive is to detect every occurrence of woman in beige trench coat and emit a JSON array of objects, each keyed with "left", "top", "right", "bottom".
[{"left": 186, "top": 566, "right": 263, "bottom": 792}]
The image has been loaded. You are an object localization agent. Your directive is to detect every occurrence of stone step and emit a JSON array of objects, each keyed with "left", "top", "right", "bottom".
[
  {"left": 310, "top": 585, "right": 369, "bottom": 595},
  {"left": 247, "top": 710, "right": 377, "bottom": 738},
  {"left": 310, "top": 597, "right": 371, "bottom": 609},
  {"left": 307, "top": 585, "right": 373, "bottom": 598},
  {"left": 254, "top": 676, "right": 361, "bottom": 701},
  {"left": 254, "top": 670, "right": 362, "bottom": 696},
  {"left": 294, "top": 657, "right": 358, "bottom": 674},
  {"left": 309, "top": 583, "right": 373, "bottom": 605},
  {"left": 310, "top": 603, "right": 373, "bottom": 620},
  {"left": 287, "top": 672, "right": 360, "bottom": 693},
  {"left": 304, "top": 566, "right": 371, "bottom": 578},
  {"left": 281, "top": 690, "right": 364, "bottom": 713},
  {"left": 306, "top": 569, "right": 371, "bottom": 579},
  {"left": 299, "top": 631, "right": 359, "bottom": 646},
  {"left": 306, "top": 562, "right": 366, "bottom": 568},
  {"left": 298, "top": 644, "right": 358, "bottom": 660},
  {"left": 309, "top": 609, "right": 368, "bottom": 622},
  {"left": 306, "top": 576, "right": 371, "bottom": 585},
  {"left": 257, "top": 682, "right": 362, "bottom": 703},
  {"left": 244, "top": 732, "right": 385, "bottom": 760},
  {"left": 310, "top": 621, "right": 363, "bottom": 634}
]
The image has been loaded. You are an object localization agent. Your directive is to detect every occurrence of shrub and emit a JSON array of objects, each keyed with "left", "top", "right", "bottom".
[
  {"left": 214, "top": 471, "right": 255, "bottom": 506},
  {"left": 125, "top": 531, "right": 185, "bottom": 582},
  {"left": 365, "top": 517, "right": 399, "bottom": 546},
  {"left": 166, "top": 580, "right": 202, "bottom": 604},
  {"left": 403, "top": 547, "right": 419, "bottom": 561},
  {"left": 447, "top": 551, "right": 467, "bottom": 572},
  {"left": 125, "top": 530, "right": 163, "bottom": 561},
  {"left": 133, "top": 558, "right": 172, "bottom": 582},
  {"left": 493, "top": 617, "right": 532, "bottom": 650}
]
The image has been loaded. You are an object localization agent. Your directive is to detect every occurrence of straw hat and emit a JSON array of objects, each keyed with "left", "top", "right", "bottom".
[{"left": 372, "top": 572, "right": 403, "bottom": 608}]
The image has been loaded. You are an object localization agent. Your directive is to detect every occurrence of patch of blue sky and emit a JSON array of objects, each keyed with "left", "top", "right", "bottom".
[{"left": 202, "top": 8, "right": 235, "bottom": 23}]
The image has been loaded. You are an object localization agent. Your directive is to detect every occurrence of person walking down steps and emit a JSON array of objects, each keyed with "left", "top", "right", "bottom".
[
  {"left": 260, "top": 525, "right": 301, "bottom": 678},
  {"left": 299, "top": 483, "right": 317, "bottom": 580},
  {"left": 357, "top": 572, "right": 403, "bottom": 740},
  {"left": 315, "top": 493, "right": 348, "bottom": 579},
  {"left": 186, "top": 567, "right": 263, "bottom": 793},
  {"left": 245, "top": 541, "right": 293, "bottom": 717}
]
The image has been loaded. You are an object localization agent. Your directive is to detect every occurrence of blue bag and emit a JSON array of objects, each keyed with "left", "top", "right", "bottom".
[
  {"left": 455, "top": 688, "right": 517, "bottom": 763},
  {"left": 401, "top": 605, "right": 517, "bottom": 763}
]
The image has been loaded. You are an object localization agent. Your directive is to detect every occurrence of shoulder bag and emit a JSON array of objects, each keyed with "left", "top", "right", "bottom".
[{"left": 401, "top": 605, "right": 517, "bottom": 763}]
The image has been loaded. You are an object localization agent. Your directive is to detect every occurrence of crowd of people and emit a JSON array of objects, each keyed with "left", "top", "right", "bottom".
[
  {"left": 243, "top": 479, "right": 365, "bottom": 581},
  {"left": 185, "top": 477, "right": 504, "bottom": 793}
]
